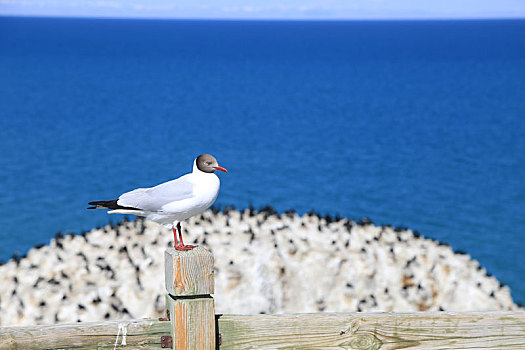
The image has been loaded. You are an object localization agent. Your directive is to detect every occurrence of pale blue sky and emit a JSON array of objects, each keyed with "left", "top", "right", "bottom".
[{"left": 1, "top": 0, "right": 525, "bottom": 19}]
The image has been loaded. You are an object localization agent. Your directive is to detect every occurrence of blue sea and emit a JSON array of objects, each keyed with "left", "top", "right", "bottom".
[{"left": 0, "top": 17, "right": 524, "bottom": 303}]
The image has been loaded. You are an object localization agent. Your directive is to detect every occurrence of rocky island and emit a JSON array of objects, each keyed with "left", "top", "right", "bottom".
[{"left": 0, "top": 207, "right": 520, "bottom": 326}]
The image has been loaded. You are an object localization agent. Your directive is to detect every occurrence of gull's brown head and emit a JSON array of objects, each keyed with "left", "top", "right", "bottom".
[{"left": 196, "top": 154, "right": 228, "bottom": 173}]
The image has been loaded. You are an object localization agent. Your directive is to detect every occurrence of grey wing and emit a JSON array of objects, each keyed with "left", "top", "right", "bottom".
[{"left": 117, "top": 176, "right": 195, "bottom": 212}]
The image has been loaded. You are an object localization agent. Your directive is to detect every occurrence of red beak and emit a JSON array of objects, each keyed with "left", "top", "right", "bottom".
[{"left": 214, "top": 165, "right": 228, "bottom": 173}]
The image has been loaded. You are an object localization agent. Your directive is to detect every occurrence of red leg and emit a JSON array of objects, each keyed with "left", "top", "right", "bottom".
[
  {"left": 175, "top": 222, "right": 197, "bottom": 251},
  {"left": 172, "top": 225, "right": 180, "bottom": 248}
]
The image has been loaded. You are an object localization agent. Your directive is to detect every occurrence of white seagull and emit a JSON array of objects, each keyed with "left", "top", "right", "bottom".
[{"left": 88, "top": 154, "right": 228, "bottom": 251}]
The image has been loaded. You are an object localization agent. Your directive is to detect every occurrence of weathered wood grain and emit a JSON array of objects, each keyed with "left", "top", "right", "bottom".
[
  {"left": 2, "top": 311, "right": 525, "bottom": 349},
  {"left": 217, "top": 311, "right": 525, "bottom": 349},
  {"left": 166, "top": 295, "right": 215, "bottom": 350},
  {"left": 164, "top": 247, "right": 216, "bottom": 349},
  {"left": 0, "top": 318, "right": 171, "bottom": 350},
  {"left": 164, "top": 247, "right": 214, "bottom": 296}
]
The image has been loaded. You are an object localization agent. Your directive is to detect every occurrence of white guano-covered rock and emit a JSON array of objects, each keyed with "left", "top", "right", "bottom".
[{"left": 0, "top": 207, "right": 520, "bottom": 326}]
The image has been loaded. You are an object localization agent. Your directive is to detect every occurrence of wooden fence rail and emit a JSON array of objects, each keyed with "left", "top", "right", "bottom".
[
  {"left": 2, "top": 311, "right": 525, "bottom": 349},
  {"left": 1, "top": 246, "right": 524, "bottom": 349},
  {"left": 218, "top": 312, "right": 525, "bottom": 349},
  {"left": 0, "top": 318, "right": 170, "bottom": 350}
]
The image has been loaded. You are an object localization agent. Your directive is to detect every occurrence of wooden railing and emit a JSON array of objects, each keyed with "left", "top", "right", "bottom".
[{"left": 1, "top": 246, "right": 524, "bottom": 349}]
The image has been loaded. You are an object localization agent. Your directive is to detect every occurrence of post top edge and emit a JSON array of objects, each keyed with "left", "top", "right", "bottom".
[{"left": 165, "top": 246, "right": 213, "bottom": 257}]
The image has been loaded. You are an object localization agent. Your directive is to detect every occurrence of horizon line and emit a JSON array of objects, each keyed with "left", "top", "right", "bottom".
[{"left": 2, "top": 14, "right": 525, "bottom": 21}]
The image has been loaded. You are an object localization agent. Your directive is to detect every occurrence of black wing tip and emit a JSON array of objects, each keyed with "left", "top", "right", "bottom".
[
  {"left": 88, "top": 200, "right": 106, "bottom": 206},
  {"left": 87, "top": 200, "right": 114, "bottom": 210},
  {"left": 87, "top": 199, "right": 140, "bottom": 211}
]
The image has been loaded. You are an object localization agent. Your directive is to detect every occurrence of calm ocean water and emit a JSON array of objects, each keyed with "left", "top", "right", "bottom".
[{"left": 0, "top": 17, "right": 524, "bottom": 303}]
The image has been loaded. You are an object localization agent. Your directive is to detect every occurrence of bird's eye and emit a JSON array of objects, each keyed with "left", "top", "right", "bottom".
[{"left": 206, "top": 161, "right": 212, "bottom": 165}]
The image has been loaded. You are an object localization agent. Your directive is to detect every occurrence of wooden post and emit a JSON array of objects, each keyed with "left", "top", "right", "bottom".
[{"left": 164, "top": 247, "right": 215, "bottom": 350}]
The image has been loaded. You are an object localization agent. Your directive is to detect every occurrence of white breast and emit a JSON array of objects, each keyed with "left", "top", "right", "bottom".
[{"left": 158, "top": 172, "right": 220, "bottom": 223}]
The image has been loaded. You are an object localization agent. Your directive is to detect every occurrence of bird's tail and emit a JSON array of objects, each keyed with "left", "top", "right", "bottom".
[{"left": 87, "top": 199, "right": 138, "bottom": 210}]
